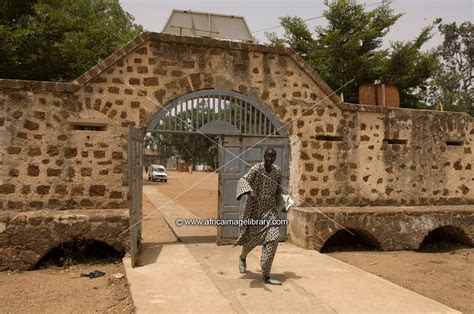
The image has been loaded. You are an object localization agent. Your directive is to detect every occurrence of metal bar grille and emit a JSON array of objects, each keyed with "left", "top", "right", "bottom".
[
  {"left": 239, "top": 98, "right": 243, "bottom": 133},
  {"left": 244, "top": 101, "right": 248, "bottom": 135},
  {"left": 233, "top": 97, "right": 237, "bottom": 127},
  {"left": 190, "top": 99, "right": 194, "bottom": 130},
  {"left": 148, "top": 91, "right": 283, "bottom": 137},
  {"left": 253, "top": 107, "right": 257, "bottom": 135}
]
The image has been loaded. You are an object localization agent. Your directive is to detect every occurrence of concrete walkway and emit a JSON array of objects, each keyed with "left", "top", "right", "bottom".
[{"left": 123, "top": 186, "right": 458, "bottom": 313}]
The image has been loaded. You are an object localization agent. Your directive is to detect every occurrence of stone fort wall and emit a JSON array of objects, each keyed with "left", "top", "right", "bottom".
[{"left": 1, "top": 32, "right": 472, "bottom": 213}]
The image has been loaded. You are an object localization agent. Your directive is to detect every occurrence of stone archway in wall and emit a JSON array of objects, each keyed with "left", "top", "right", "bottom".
[
  {"left": 142, "top": 89, "right": 290, "bottom": 245},
  {"left": 64, "top": 32, "right": 343, "bottom": 265}
]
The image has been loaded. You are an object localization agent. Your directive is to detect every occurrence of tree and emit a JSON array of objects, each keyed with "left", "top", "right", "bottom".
[
  {"left": 381, "top": 26, "right": 438, "bottom": 108},
  {"left": 0, "top": 0, "right": 143, "bottom": 81},
  {"left": 266, "top": 0, "right": 438, "bottom": 107},
  {"left": 144, "top": 103, "right": 220, "bottom": 170},
  {"left": 145, "top": 132, "right": 219, "bottom": 170},
  {"left": 425, "top": 20, "right": 473, "bottom": 115},
  {"left": 0, "top": 0, "right": 37, "bottom": 24},
  {"left": 144, "top": 95, "right": 275, "bottom": 170}
]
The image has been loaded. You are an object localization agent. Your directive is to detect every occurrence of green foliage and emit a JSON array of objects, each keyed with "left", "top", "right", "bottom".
[
  {"left": 0, "top": 0, "right": 143, "bottom": 81},
  {"left": 425, "top": 20, "right": 473, "bottom": 115},
  {"left": 266, "top": 0, "right": 438, "bottom": 107},
  {"left": 144, "top": 96, "right": 272, "bottom": 169},
  {"left": 0, "top": 0, "right": 37, "bottom": 25},
  {"left": 145, "top": 132, "right": 218, "bottom": 169},
  {"left": 267, "top": 16, "right": 313, "bottom": 57},
  {"left": 145, "top": 102, "right": 220, "bottom": 169},
  {"left": 382, "top": 26, "right": 438, "bottom": 108},
  {"left": 312, "top": 0, "right": 401, "bottom": 102}
]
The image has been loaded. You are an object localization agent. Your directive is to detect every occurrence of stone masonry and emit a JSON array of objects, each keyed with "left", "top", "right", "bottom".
[
  {"left": 288, "top": 205, "right": 474, "bottom": 251},
  {"left": 0, "top": 209, "right": 128, "bottom": 270},
  {"left": 1, "top": 32, "right": 472, "bottom": 211},
  {"left": 0, "top": 32, "right": 473, "bottom": 268}
]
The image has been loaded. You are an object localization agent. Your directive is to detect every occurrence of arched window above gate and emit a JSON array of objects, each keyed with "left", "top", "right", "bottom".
[{"left": 146, "top": 90, "right": 286, "bottom": 137}]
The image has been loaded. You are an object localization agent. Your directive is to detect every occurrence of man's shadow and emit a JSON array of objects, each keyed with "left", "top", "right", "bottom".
[{"left": 240, "top": 271, "right": 302, "bottom": 291}]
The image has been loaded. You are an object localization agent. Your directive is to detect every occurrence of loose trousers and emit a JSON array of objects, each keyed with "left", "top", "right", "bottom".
[{"left": 240, "top": 240, "right": 278, "bottom": 277}]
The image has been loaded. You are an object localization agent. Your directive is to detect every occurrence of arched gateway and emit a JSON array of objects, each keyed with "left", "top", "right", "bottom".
[
  {"left": 128, "top": 89, "right": 289, "bottom": 260},
  {"left": 146, "top": 89, "right": 286, "bottom": 137}
]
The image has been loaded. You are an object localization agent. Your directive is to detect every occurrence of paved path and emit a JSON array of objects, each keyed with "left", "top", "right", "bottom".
[{"left": 123, "top": 186, "right": 458, "bottom": 313}]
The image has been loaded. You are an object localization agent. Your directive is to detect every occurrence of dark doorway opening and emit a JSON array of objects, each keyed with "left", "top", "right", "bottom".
[
  {"left": 418, "top": 226, "right": 472, "bottom": 252},
  {"left": 36, "top": 239, "right": 124, "bottom": 268},
  {"left": 321, "top": 228, "right": 381, "bottom": 253}
]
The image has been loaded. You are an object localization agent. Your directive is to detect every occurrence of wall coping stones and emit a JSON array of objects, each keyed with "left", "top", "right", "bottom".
[
  {"left": 1, "top": 208, "right": 128, "bottom": 225},
  {"left": 0, "top": 79, "right": 80, "bottom": 92},
  {"left": 8, "top": 207, "right": 127, "bottom": 216},
  {"left": 341, "top": 101, "right": 473, "bottom": 119},
  {"left": 292, "top": 205, "right": 474, "bottom": 214}
]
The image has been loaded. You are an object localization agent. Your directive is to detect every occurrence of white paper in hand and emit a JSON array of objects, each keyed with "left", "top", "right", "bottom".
[{"left": 276, "top": 194, "right": 295, "bottom": 212}]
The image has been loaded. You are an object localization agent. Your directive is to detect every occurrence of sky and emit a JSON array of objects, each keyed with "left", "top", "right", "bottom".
[{"left": 120, "top": 0, "right": 473, "bottom": 50}]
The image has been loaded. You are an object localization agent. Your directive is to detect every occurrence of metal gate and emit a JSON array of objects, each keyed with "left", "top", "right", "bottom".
[
  {"left": 128, "top": 126, "right": 144, "bottom": 267},
  {"left": 146, "top": 90, "right": 286, "bottom": 137},
  {"left": 145, "top": 89, "right": 290, "bottom": 246},
  {"left": 217, "top": 136, "right": 289, "bottom": 245}
]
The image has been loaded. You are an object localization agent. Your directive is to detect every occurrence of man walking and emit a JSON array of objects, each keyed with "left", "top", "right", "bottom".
[{"left": 235, "top": 148, "right": 283, "bottom": 285}]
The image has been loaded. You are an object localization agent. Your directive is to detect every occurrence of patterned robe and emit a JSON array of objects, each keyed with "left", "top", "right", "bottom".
[{"left": 235, "top": 162, "right": 282, "bottom": 247}]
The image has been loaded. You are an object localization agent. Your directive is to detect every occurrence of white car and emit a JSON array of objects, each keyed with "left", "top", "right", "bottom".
[{"left": 148, "top": 165, "right": 168, "bottom": 182}]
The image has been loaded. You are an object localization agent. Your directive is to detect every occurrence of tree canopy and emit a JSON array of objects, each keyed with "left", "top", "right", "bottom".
[
  {"left": 0, "top": 0, "right": 143, "bottom": 81},
  {"left": 145, "top": 132, "right": 219, "bottom": 170},
  {"left": 266, "top": 0, "right": 439, "bottom": 108},
  {"left": 424, "top": 20, "right": 473, "bottom": 115},
  {"left": 144, "top": 103, "right": 223, "bottom": 169}
]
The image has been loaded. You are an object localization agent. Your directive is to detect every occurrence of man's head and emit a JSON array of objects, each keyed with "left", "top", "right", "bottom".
[{"left": 263, "top": 148, "right": 276, "bottom": 169}]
